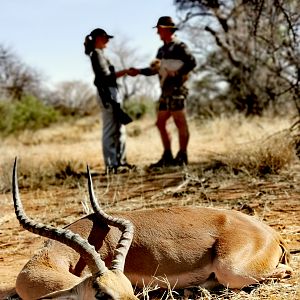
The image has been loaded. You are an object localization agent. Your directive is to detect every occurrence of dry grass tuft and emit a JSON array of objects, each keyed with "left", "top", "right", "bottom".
[
  {"left": 205, "top": 128, "right": 297, "bottom": 177},
  {"left": 136, "top": 279, "right": 300, "bottom": 300},
  {"left": 1, "top": 158, "right": 87, "bottom": 192}
]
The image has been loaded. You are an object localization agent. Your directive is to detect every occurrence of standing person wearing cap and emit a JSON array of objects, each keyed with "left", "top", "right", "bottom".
[
  {"left": 84, "top": 28, "right": 133, "bottom": 174},
  {"left": 128, "top": 16, "right": 196, "bottom": 168}
]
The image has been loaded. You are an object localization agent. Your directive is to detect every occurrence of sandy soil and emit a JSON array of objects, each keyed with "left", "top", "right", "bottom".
[{"left": 0, "top": 116, "right": 299, "bottom": 299}]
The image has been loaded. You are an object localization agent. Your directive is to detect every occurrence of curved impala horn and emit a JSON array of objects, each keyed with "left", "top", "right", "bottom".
[
  {"left": 87, "top": 165, "right": 134, "bottom": 272},
  {"left": 12, "top": 157, "right": 108, "bottom": 275}
]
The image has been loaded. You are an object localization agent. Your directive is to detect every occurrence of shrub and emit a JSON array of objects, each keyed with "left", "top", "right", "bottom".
[
  {"left": 0, "top": 96, "right": 61, "bottom": 135},
  {"left": 123, "top": 97, "right": 156, "bottom": 120}
]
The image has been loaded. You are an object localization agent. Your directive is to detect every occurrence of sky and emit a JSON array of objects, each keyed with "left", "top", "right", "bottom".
[{"left": 1, "top": 0, "right": 180, "bottom": 89}]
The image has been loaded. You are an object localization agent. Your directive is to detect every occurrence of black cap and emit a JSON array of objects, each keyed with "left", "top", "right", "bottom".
[
  {"left": 153, "top": 16, "right": 177, "bottom": 29},
  {"left": 90, "top": 28, "right": 114, "bottom": 39}
]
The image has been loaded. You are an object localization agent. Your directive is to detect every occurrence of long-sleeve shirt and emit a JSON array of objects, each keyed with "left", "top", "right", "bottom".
[{"left": 90, "top": 49, "right": 117, "bottom": 106}]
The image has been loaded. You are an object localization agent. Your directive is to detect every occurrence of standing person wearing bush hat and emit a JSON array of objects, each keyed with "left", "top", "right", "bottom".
[
  {"left": 84, "top": 28, "right": 133, "bottom": 174},
  {"left": 128, "top": 16, "right": 196, "bottom": 168}
]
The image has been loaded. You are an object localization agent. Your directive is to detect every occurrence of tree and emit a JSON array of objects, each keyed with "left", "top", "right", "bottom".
[
  {"left": 175, "top": 0, "right": 300, "bottom": 116},
  {"left": 0, "top": 45, "right": 42, "bottom": 101},
  {"left": 109, "top": 36, "right": 160, "bottom": 102},
  {"left": 47, "top": 80, "right": 97, "bottom": 116}
]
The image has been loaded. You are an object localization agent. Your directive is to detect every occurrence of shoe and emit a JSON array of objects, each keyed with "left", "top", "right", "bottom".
[
  {"left": 174, "top": 150, "right": 188, "bottom": 166},
  {"left": 119, "top": 162, "right": 136, "bottom": 170},
  {"left": 118, "top": 164, "right": 136, "bottom": 173},
  {"left": 118, "top": 162, "right": 136, "bottom": 173},
  {"left": 149, "top": 150, "right": 174, "bottom": 168},
  {"left": 104, "top": 163, "right": 136, "bottom": 175},
  {"left": 104, "top": 166, "right": 118, "bottom": 175}
]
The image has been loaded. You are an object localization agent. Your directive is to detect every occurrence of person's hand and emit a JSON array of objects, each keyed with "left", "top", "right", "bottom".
[
  {"left": 127, "top": 68, "right": 140, "bottom": 76},
  {"left": 150, "top": 59, "right": 160, "bottom": 72}
]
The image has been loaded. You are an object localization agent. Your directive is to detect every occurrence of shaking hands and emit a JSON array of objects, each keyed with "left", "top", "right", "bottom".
[{"left": 126, "top": 68, "right": 140, "bottom": 76}]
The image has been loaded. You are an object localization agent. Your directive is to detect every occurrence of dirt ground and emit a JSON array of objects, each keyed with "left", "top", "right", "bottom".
[{"left": 0, "top": 116, "right": 299, "bottom": 299}]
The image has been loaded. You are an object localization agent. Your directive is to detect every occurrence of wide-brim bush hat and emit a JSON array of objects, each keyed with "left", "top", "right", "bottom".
[{"left": 153, "top": 16, "right": 178, "bottom": 29}]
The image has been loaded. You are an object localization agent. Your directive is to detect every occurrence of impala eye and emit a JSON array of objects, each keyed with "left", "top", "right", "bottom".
[{"left": 95, "top": 291, "right": 113, "bottom": 300}]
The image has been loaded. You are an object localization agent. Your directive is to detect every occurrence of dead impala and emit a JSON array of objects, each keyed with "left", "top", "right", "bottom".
[{"left": 12, "top": 159, "right": 292, "bottom": 299}]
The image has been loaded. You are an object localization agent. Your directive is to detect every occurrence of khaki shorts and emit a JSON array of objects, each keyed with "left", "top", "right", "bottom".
[
  {"left": 158, "top": 95, "right": 186, "bottom": 111},
  {"left": 158, "top": 86, "right": 188, "bottom": 111}
]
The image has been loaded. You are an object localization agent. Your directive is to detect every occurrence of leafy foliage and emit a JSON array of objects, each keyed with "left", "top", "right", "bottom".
[
  {"left": 0, "top": 95, "right": 61, "bottom": 135},
  {"left": 123, "top": 96, "right": 156, "bottom": 120},
  {"left": 176, "top": 0, "right": 300, "bottom": 116}
]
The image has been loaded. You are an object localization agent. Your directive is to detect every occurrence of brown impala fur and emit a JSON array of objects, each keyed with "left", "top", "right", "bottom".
[{"left": 13, "top": 160, "right": 292, "bottom": 300}]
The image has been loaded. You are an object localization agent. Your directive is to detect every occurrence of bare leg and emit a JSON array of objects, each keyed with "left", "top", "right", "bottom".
[
  {"left": 149, "top": 110, "right": 174, "bottom": 167},
  {"left": 172, "top": 109, "right": 189, "bottom": 152},
  {"left": 156, "top": 110, "right": 172, "bottom": 151}
]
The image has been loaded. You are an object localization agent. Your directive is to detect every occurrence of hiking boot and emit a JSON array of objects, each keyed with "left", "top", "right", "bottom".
[
  {"left": 174, "top": 150, "right": 188, "bottom": 166},
  {"left": 149, "top": 150, "right": 174, "bottom": 168}
]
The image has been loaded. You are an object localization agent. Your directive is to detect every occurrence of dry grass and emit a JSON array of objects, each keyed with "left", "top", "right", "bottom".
[
  {"left": 206, "top": 129, "right": 296, "bottom": 176},
  {"left": 1, "top": 113, "right": 299, "bottom": 299},
  {"left": 0, "top": 114, "right": 297, "bottom": 190}
]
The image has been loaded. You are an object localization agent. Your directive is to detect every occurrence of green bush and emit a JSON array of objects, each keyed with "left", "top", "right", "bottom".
[
  {"left": 123, "top": 97, "right": 156, "bottom": 120},
  {"left": 0, "top": 96, "right": 61, "bottom": 135}
]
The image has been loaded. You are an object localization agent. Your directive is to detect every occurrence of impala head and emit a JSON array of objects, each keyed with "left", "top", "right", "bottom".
[
  {"left": 12, "top": 158, "right": 138, "bottom": 300},
  {"left": 39, "top": 270, "right": 137, "bottom": 299}
]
